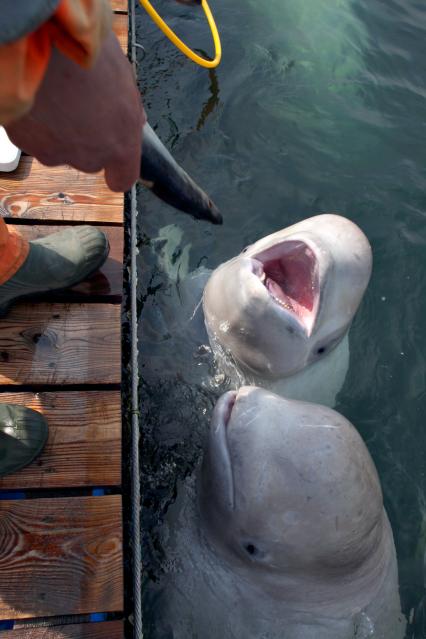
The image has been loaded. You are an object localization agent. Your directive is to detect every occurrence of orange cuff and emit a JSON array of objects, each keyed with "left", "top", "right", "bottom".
[
  {"left": 0, "top": 28, "right": 51, "bottom": 125},
  {"left": 49, "top": 0, "right": 113, "bottom": 68},
  {"left": 0, "top": 220, "right": 29, "bottom": 286},
  {"left": 0, "top": 0, "right": 113, "bottom": 126}
]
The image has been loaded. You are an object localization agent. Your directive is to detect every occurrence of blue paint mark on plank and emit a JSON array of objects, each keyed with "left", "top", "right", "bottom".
[
  {"left": 0, "top": 491, "right": 25, "bottom": 500},
  {"left": 0, "top": 620, "right": 14, "bottom": 629},
  {"left": 90, "top": 612, "right": 108, "bottom": 621}
]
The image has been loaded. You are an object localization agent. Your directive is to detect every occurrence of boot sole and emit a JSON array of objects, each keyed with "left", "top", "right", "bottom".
[{"left": 0, "top": 237, "right": 110, "bottom": 319}]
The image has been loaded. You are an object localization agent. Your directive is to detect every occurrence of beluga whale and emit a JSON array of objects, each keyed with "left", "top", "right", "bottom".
[
  {"left": 154, "top": 214, "right": 372, "bottom": 407},
  {"left": 152, "top": 387, "right": 406, "bottom": 639},
  {"left": 203, "top": 213, "right": 372, "bottom": 404}
]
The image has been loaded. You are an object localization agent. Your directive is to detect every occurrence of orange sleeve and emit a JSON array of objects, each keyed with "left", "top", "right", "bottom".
[
  {"left": 0, "top": 220, "right": 29, "bottom": 285},
  {"left": 49, "top": 0, "right": 113, "bottom": 68},
  {"left": 0, "top": 0, "right": 113, "bottom": 126},
  {"left": 0, "top": 28, "right": 52, "bottom": 125}
]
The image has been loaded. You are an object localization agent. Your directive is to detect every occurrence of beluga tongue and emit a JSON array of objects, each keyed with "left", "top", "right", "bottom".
[
  {"left": 265, "top": 277, "right": 299, "bottom": 313},
  {"left": 253, "top": 240, "right": 319, "bottom": 334}
]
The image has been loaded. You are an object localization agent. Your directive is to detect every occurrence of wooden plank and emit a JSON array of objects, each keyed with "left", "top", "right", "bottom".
[
  {"left": 0, "top": 157, "right": 123, "bottom": 224},
  {"left": 0, "top": 304, "right": 120, "bottom": 386},
  {"left": 8, "top": 225, "right": 123, "bottom": 301},
  {"left": 111, "top": 0, "right": 128, "bottom": 12},
  {"left": 0, "top": 391, "right": 121, "bottom": 490},
  {"left": 0, "top": 496, "right": 123, "bottom": 619},
  {"left": 1, "top": 621, "right": 124, "bottom": 638},
  {"left": 113, "top": 13, "right": 128, "bottom": 52}
]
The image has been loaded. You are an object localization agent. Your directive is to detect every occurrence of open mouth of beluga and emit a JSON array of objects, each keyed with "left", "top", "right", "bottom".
[{"left": 252, "top": 239, "right": 320, "bottom": 334}]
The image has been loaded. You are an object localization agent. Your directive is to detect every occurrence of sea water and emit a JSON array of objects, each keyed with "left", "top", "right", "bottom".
[{"left": 135, "top": 1, "right": 426, "bottom": 636}]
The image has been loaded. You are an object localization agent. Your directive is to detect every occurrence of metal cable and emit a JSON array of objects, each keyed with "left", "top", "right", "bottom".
[{"left": 129, "top": 1, "right": 143, "bottom": 637}]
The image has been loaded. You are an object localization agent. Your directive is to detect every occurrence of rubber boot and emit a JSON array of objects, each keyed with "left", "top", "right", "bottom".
[
  {"left": 0, "top": 404, "right": 48, "bottom": 476},
  {"left": 0, "top": 226, "right": 109, "bottom": 317}
]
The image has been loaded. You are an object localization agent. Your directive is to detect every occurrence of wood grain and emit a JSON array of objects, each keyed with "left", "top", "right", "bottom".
[
  {"left": 8, "top": 225, "right": 123, "bottom": 301},
  {"left": 111, "top": 0, "right": 128, "bottom": 12},
  {"left": 0, "top": 304, "right": 121, "bottom": 386},
  {"left": 113, "top": 14, "right": 128, "bottom": 52},
  {"left": 0, "top": 621, "right": 124, "bottom": 638},
  {"left": 0, "top": 391, "right": 121, "bottom": 489},
  {"left": 0, "top": 1, "right": 127, "bottom": 624},
  {"left": 0, "top": 496, "right": 123, "bottom": 619},
  {"left": 0, "top": 158, "right": 123, "bottom": 224}
]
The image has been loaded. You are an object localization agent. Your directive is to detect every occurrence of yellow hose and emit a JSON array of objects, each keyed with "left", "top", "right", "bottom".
[{"left": 138, "top": 0, "right": 222, "bottom": 69}]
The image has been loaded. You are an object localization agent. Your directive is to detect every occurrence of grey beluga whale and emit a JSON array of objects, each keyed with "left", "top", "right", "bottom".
[
  {"left": 153, "top": 214, "right": 372, "bottom": 406},
  {"left": 152, "top": 387, "right": 406, "bottom": 639}
]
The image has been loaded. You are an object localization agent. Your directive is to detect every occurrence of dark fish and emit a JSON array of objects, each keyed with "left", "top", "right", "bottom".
[{"left": 139, "top": 123, "right": 222, "bottom": 225}]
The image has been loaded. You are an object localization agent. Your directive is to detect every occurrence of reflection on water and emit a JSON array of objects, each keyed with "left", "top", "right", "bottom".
[{"left": 136, "top": 0, "right": 426, "bottom": 635}]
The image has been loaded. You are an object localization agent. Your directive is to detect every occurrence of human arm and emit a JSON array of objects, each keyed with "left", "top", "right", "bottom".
[{"left": 1, "top": 0, "right": 144, "bottom": 192}]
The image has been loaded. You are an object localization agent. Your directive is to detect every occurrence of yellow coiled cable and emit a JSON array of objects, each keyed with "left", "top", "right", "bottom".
[{"left": 138, "top": 0, "right": 222, "bottom": 69}]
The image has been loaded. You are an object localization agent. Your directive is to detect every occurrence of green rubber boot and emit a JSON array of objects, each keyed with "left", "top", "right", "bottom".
[
  {"left": 0, "top": 404, "right": 48, "bottom": 476},
  {"left": 0, "top": 225, "right": 109, "bottom": 317}
]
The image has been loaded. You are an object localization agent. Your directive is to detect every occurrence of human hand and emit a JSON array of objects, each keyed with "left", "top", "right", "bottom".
[{"left": 6, "top": 32, "right": 145, "bottom": 192}]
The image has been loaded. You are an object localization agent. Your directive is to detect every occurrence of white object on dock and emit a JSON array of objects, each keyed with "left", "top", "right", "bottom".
[{"left": 0, "top": 126, "right": 21, "bottom": 172}]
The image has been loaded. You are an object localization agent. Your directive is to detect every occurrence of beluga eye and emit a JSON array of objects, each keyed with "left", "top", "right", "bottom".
[
  {"left": 244, "top": 543, "right": 258, "bottom": 556},
  {"left": 314, "top": 333, "right": 343, "bottom": 359}
]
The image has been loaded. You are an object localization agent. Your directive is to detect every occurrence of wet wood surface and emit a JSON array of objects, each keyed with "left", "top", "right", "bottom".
[
  {"left": 0, "top": 157, "right": 123, "bottom": 224},
  {"left": 0, "top": 621, "right": 124, "bottom": 638},
  {"left": 0, "top": 303, "right": 121, "bottom": 386},
  {"left": 0, "top": 496, "right": 123, "bottom": 619},
  {"left": 9, "top": 225, "right": 124, "bottom": 301},
  {"left": 0, "top": 391, "right": 121, "bottom": 489}
]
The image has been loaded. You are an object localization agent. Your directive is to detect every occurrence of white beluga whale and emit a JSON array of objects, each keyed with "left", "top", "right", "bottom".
[
  {"left": 153, "top": 387, "right": 406, "bottom": 639},
  {"left": 203, "top": 213, "right": 372, "bottom": 405},
  {"left": 154, "top": 214, "right": 372, "bottom": 406}
]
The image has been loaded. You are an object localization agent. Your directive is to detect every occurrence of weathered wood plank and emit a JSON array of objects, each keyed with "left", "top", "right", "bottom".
[
  {"left": 111, "top": 0, "right": 128, "bottom": 12},
  {"left": 0, "top": 391, "right": 121, "bottom": 489},
  {"left": 0, "top": 304, "right": 121, "bottom": 386},
  {"left": 113, "top": 13, "right": 128, "bottom": 52},
  {"left": 0, "top": 157, "right": 123, "bottom": 224},
  {"left": 0, "top": 621, "right": 124, "bottom": 638},
  {"left": 0, "top": 496, "right": 123, "bottom": 619},
  {"left": 8, "top": 225, "right": 123, "bottom": 301}
]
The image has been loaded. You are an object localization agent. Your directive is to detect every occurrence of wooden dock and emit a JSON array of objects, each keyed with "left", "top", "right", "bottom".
[{"left": 0, "top": 2, "right": 130, "bottom": 637}]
